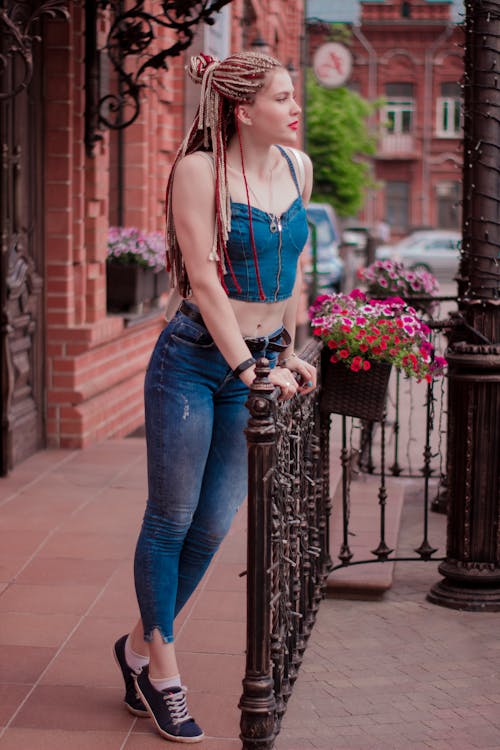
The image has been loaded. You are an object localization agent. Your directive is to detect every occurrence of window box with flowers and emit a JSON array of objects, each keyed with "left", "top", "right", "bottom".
[
  {"left": 106, "top": 227, "right": 168, "bottom": 314},
  {"left": 358, "top": 259, "right": 440, "bottom": 317},
  {"left": 309, "top": 290, "right": 446, "bottom": 421}
]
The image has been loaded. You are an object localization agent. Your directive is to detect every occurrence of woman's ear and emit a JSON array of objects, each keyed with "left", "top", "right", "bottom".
[{"left": 235, "top": 104, "right": 252, "bottom": 126}]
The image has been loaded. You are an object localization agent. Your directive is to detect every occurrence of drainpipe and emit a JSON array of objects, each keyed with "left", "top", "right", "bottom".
[
  {"left": 352, "top": 25, "right": 377, "bottom": 226},
  {"left": 422, "top": 24, "right": 454, "bottom": 228}
]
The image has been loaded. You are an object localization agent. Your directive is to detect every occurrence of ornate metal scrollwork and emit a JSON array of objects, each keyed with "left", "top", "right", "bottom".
[
  {"left": 85, "top": 0, "right": 233, "bottom": 154},
  {"left": 0, "top": 0, "right": 70, "bottom": 100}
]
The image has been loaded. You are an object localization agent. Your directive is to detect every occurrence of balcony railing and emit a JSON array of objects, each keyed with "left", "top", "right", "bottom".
[{"left": 378, "top": 133, "right": 416, "bottom": 157}]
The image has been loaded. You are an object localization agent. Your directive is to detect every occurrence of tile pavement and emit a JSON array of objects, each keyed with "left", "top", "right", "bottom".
[{"left": 0, "top": 437, "right": 499, "bottom": 750}]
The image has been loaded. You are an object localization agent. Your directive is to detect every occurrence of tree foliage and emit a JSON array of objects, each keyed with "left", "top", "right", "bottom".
[{"left": 306, "top": 74, "right": 379, "bottom": 218}]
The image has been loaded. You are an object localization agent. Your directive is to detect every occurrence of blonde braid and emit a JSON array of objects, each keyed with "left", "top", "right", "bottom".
[{"left": 165, "top": 51, "right": 282, "bottom": 297}]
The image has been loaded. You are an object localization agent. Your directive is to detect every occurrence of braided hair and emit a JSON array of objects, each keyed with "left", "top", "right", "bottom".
[{"left": 165, "top": 51, "right": 283, "bottom": 298}]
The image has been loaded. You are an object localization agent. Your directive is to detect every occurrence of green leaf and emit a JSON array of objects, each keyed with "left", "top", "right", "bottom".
[{"left": 306, "top": 73, "right": 381, "bottom": 218}]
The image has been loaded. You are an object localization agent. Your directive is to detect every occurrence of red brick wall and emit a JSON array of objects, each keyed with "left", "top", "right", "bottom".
[
  {"left": 42, "top": 1, "right": 305, "bottom": 450},
  {"left": 44, "top": 4, "right": 169, "bottom": 449}
]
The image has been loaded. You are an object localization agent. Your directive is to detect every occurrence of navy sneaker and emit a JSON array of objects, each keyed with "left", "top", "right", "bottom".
[
  {"left": 135, "top": 665, "right": 204, "bottom": 743},
  {"left": 113, "top": 634, "right": 149, "bottom": 717}
]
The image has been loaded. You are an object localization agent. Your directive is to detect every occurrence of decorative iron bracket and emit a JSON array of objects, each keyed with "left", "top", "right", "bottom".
[
  {"left": 85, "top": 0, "right": 234, "bottom": 156},
  {"left": 0, "top": 0, "right": 70, "bottom": 100}
]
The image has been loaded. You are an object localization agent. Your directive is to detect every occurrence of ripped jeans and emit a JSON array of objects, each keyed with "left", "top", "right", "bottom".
[{"left": 134, "top": 303, "right": 279, "bottom": 643}]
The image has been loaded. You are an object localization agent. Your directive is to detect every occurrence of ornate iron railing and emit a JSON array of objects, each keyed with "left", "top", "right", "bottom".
[
  {"left": 327, "top": 301, "right": 455, "bottom": 572},
  {"left": 238, "top": 299, "right": 463, "bottom": 747},
  {"left": 239, "top": 340, "right": 331, "bottom": 750},
  {"left": 85, "top": 0, "right": 234, "bottom": 154}
]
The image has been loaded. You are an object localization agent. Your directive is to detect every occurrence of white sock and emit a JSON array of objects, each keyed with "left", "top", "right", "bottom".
[
  {"left": 124, "top": 635, "right": 149, "bottom": 673},
  {"left": 149, "top": 674, "right": 182, "bottom": 692}
]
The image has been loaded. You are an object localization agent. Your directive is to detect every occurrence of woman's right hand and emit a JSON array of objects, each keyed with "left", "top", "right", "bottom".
[
  {"left": 270, "top": 366, "right": 299, "bottom": 400},
  {"left": 240, "top": 364, "right": 298, "bottom": 400}
]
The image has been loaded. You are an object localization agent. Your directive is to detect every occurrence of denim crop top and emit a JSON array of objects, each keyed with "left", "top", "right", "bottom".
[{"left": 223, "top": 146, "right": 309, "bottom": 303}]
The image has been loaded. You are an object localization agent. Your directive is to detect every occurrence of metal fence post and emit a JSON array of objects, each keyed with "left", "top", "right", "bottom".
[{"left": 239, "top": 358, "right": 277, "bottom": 750}]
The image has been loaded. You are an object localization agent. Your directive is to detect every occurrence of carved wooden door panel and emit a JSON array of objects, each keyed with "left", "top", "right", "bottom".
[{"left": 0, "top": 22, "right": 45, "bottom": 475}]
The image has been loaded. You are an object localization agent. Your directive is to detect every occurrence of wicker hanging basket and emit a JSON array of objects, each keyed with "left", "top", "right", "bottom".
[{"left": 320, "top": 350, "right": 392, "bottom": 421}]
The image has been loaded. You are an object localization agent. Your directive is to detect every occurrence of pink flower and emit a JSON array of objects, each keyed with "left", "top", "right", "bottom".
[{"left": 349, "top": 289, "right": 366, "bottom": 300}]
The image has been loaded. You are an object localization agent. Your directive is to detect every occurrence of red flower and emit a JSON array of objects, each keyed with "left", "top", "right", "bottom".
[
  {"left": 363, "top": 360, "right": 371, "bottom": 371},
  {"left": 330, "top": 355, "right": 339, "bottom": 364},
  {"left": 327, "top": 339, "right": 338, "bottom": 349},
  {"left": 339, "top": 349, "right": 350, "bottom": 359},
  {"left": 359, "top": 343, "right": 369, "bottom": 352}
]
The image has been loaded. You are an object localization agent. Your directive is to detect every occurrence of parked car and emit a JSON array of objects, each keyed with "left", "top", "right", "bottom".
[
  {"left": 375, "top": 230, "right": 462, "bottom": 281},
  {"left": 341, "top": 225, "right": 370, "bottom": 252},
  {"left": 304, "top": 202, "right": 345, "bottom": 294}
]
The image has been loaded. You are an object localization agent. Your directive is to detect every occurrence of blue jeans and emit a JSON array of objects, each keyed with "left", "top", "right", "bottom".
[{"left": 134, "top": 304, "right": 279, "bottom": 643}]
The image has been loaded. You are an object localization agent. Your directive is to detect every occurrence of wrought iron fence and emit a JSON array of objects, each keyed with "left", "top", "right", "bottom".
[
  {"left": 328, "top": 297, "right": 457, "bottom": 572},
  {"left": 238, "top": 298, "right": 457, "bottom": 747},
  {"left": 239, "top": 340, "right": 330, "bottom": 750}
]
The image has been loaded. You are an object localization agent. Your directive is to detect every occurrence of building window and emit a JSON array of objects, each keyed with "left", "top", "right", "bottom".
[
  {"left": 384, "top": 83, "right": 414, "bottom": 134},
  {"left": 436, "top": 82, "right": 462, "bottom": 137},
  {"left": 386, "top": 180, "right": 410, "bottom": 232}
]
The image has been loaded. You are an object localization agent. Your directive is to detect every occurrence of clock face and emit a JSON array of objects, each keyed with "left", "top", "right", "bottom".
[{"left": 313, "top": 43, "right": 353, "bottom": 88}]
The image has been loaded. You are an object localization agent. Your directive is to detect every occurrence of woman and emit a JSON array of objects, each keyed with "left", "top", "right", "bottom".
[{"left": 113, "top": 51, "right": 316, "bottom": 743}]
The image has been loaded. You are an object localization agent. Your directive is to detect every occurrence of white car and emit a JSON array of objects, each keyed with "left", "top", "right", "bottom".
[{"left": 376, "top": 230, "right": 462, "bottom": 281}]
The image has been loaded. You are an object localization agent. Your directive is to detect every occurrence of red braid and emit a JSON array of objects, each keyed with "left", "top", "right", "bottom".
[{"left": 236, "top": 118, "right": 266, "bottom": 301}]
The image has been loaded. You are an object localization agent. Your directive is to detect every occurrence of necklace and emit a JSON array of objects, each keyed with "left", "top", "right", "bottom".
[
  {"left": 247, "top": 183, "right": 282, "bottom": 233},
  {"left": 228, "top": 162, "right": 282, "bottom": 233}
]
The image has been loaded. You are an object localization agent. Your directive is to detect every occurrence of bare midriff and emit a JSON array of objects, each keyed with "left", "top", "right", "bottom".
[{"left": 189, "top": 294, "right": 289, "bottom": 338}]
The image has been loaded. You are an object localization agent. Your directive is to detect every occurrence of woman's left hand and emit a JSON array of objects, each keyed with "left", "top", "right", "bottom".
[{"left": 280, "top": 355, "right": 317, "bottom": 395}]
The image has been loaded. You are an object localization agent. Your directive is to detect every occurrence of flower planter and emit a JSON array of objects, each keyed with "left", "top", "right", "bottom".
[
  {"left": 106, "top": 262, "right": 156, "bottom": 314},
  {"left": 320, "top": 350, "right": 392, "bottom": 421}
]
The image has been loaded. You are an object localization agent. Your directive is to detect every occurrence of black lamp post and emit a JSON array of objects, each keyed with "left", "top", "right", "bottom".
[{"left": 427, "top": 0, "right": 500, "bottom": 612}]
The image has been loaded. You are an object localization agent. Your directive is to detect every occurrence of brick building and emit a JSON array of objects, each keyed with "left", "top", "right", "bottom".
[
  {"left": 307, "top": 0, "right": 464, "bottom": 236},
  {"left": 0, "top": 1, "right": 304, "bottom": 473}
]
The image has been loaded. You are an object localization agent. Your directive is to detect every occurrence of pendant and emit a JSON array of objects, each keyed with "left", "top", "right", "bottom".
[{"left": 269, "top": 215, "right": 282, "bottom": 233}]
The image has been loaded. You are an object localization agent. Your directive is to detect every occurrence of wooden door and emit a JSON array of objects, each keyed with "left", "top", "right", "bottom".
[{"left": 0, "top": 16, "right": 45, "bottom": 475}]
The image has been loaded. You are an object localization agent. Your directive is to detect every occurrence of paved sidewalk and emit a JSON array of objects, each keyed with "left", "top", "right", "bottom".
[
  {"left": 1, "top": 439, "right": 499, "bottom": 750},
  {"left": 276, "top": 482, "right": 500, "bottom": 750}
]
